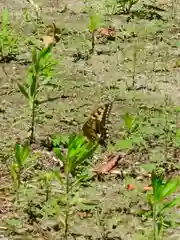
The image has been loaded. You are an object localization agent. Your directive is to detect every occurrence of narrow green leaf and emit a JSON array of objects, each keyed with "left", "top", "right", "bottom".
[
  {"left": 32, "top": 48, "right": 37, "bottom": 65},
  {"left": 2, "top": 8, "right": 9, "bottom": 28},
  {"left": 123, "top": 112, "right": 135, "bottom": 131},
  {"left": 18, "top": 83, "right": 29, "bottom": 99},
  {"left": 160, "top": 178, "right": 179, "bottom": 199},
  {"left": 151, "top": 170, "right": 164, "bottom": 201},
  {"left": 39, "top": 45, "right": 53, "bottom": 60},
  {"left": 10, "top": 163, "right": 18, "bottom": 182},
  {"left": 160, "top": 198, "right": 180, "bottom": 212},
  {"left": 30, "top": 75, "right": 37, "bottom": 98},
  {"left": 21, "top": 144, "right": 30, "bottom": 164},
  {"left": 54, "top": 147, "right": 65, "bottom": 163},
  {"left": 14, "top": 143, "right": 21, "bottom": 166}
]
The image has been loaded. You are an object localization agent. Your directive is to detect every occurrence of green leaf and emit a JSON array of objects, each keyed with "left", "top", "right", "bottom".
[
  {"left": 88, "top": 14, "right": 101, "bottom": 32},
  {"left": 20, "top": 144, "right": 30, "bottom": 164},
  {"left": 151, "top": 170, "right": 164, "bottom": 201},
  {"left": 18, "top": 83, "right": 29, "bottom": 99},
  {"left": 14, "top": 143, "right": 29, "bottom": 166},
  {"left": 32, "top": 48, "right": 37, "bottom": 66},
  {"left": 10, "top": 163, "right": 18, "bottom": 181},
  {"left": 39, "top": 45, "right": 53, "bottom": 60},
  {"left": 157, "top": 219, "right": 163, "bottom": 235},
  {"left": 160, "top": 178, "right": 179, "bottom": 199},
  {"left": 54, "top": 147, "right": 65, "bottom": 163},
  {"left": 14, "top": 143, "right": 21, "bottom": 166},
  {"left": 30, "top": 75, "right": 37, "bottom": 98},
  {"left": 122, "top": 112, "right": 137, "bottom": 132},
  {"left": 160, "top": 197, "right": 180, "bottom": 212},
  {"left": 52, "top": 134, "right": 69, "bottom": 147},
  {"left": 2, "top": 8, "right": 9, "bottom": 28}
]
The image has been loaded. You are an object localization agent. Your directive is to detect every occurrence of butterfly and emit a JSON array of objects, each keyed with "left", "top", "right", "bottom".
[{"left": 82, "top": 102, "right": 113, "bottom": 151}]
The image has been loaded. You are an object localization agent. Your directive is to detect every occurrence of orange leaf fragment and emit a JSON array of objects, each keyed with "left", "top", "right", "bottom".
[
  {"left": 143, "top": 186, "right": 152, "bottom": 191},
  {"left": 127, "top": 184, "right": 136, "bottom": 191}
]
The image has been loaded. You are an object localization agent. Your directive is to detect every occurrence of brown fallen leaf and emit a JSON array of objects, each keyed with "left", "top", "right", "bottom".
[
  {"left": 94, "top": 152, "right": 125, "bottom": 174},
  {"left": 96, "top": 26, "right": 116, "bottom": 40}
]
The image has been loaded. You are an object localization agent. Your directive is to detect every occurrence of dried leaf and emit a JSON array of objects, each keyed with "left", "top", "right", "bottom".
[
  {"left": 42, "top": 23, "right": 60, "bottom": 47},
  {"left": 42, "top": 35, "right": 57, "bottom": 48},
  {"left": 127, "top": 184, "right": 136, "bottom": 191},
  {"left": 143, "top": 186, "right": 153, "bottom": 191},
  {"left": 97, "top": 27, "right": 116, "bottom": 40},
  {"left": 94, "top": 152, "right": 125, "bottom": 174}
]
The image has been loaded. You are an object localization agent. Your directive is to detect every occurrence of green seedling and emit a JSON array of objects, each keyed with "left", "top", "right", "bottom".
[
  {"left": 39, "top": 171, "right": 55, "bottom": 202},
  {"left": 18, "top": 46, "right": 57, "bottom": 143},
  {"left": 122, "top": 112, "right": 139, "bottom": 136},
  {"left": 0, "top": 8, "right": 18, "bottom": 62},
  {"left": 10, "top": 143, "right": 30, "bottom": 201},
  {"left": 147, "top": 170, "right": 180, "bottom": 240},
  {"left": 116, "top": 112, "right": 142, "bottom": 151},
  {"left": 5, "top": 218, "right": 22, "bottom": 235},
  {"left": 88, "top": 14, "right": 101, "bottom": 53},
  {"left": 54, "top": 134, "right": 97, "bottom": 239}
]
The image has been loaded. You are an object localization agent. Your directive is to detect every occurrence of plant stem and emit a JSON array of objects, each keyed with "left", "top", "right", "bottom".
[
  {"left": 132, "top": 43, "right": 137, "bottom": 88},
  {"left": 16, "top": 168, "right": 21, "bottom": 202},
  {"left": 153, "top": 205, "right": 157, "bottom": 240},
  {"left": 30, "top": 100, "right": 36, "bottom": 144},
  {"left": 90, "top": 30, "right": 95, "bottom": 54},
  {"left": 64, "top": 170, "right": 70, "bottom": 240}
]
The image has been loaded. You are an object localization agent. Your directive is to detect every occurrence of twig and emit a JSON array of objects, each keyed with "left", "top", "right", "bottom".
[{"left": 26, "top": 0, "right": 41, "bottom": 17}]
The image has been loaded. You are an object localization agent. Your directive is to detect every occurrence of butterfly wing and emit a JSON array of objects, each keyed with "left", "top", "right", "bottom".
[
  {"left": 82, "top": 107, "right": 102, "bottom": 141},
  {"left": 82, "top": 102, "right": 113, "bottom": 148},
  {"left": 98, "top": 102, "right": 113, "bottom": 148}
]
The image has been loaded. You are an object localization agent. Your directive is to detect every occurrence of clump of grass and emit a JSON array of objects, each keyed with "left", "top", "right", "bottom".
[{"left": 0, "top": 8, "right": 19, "bottom": 62}]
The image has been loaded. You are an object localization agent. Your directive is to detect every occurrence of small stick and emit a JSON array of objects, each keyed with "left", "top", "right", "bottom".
[{"left": 26, "top": 0, "right": 41, "bottom": 17}]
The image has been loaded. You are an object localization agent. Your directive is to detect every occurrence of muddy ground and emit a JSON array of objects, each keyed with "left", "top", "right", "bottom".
[{"left": 0, "top": 0, "right": 180, "bottom": 239}]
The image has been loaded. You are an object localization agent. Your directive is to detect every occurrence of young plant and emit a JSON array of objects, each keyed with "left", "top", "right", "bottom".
[
  {"left": 116, "top": 112, "right": 143, "bottom": 151},
  {"left": 39, "top": 171, "right": 55, "bottom": 202},
  {"left": 0, "top": 8, "right": 19, "bottom": 62},
  {"left": 18, "top": 46, "right": 57, "bottom": 143},
  {"left": 10, "top": 143, "right": 30, "bottom": 201},
  {"left": 54, "top": 134, "right": 97, "bottom": 239},
  {"left": 147, "top": 170, "right": 180, "bottom": 240},
  {"left": 88, "top": 14, "right": 101, "bottom": 53}
]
